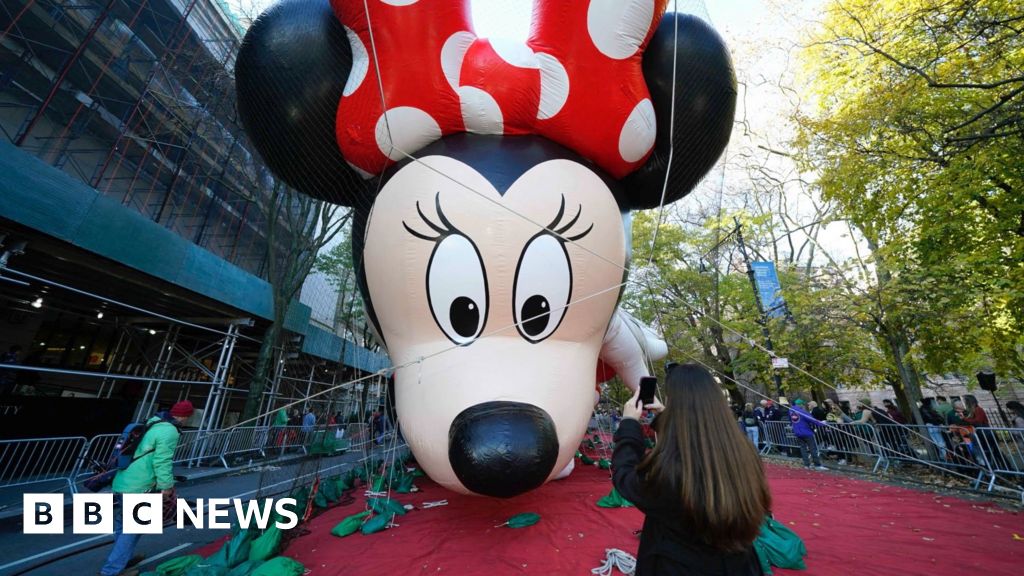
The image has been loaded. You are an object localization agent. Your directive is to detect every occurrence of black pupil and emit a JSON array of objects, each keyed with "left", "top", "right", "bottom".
[
  {"left": 450, "top": 296, "right": 480, "bottom": 338},
  {"left": 521, "top": 295, "right": 551, "bottom": 337}
]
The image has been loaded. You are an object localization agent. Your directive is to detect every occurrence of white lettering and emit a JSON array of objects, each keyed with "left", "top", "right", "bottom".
[
  {"left": 72, "top": 494, "right": 112, "bottom": 534},
  {"left": 24, "top": 494, "right": 64, "bottom": 534},
  {"left": 123, "top": 493, "right": 163, "bottom": 534},
  {"left": 177, "top": 497, "right": 203, "bottom": 529},
  {"left": 233, "top": 499, "right": 273, "bottom": 530},
  {"left": 207, "top": 498, "right": 232, "bottom": 529},
  {"left": 273, "top": 498, "right": 298, "bottom": 530}
]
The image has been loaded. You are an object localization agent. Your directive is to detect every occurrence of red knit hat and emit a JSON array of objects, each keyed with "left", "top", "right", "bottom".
[{"left": 170, "top": 400, "right": 194, "bottom": 418}]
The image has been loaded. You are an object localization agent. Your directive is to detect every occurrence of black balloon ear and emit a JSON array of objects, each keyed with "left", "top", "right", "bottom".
[
  {"left": 236, "top": 0, "right": 370, "bottom": 206},
  {"left": 623, "top": 13, "right": 736, "bottom": 210}
]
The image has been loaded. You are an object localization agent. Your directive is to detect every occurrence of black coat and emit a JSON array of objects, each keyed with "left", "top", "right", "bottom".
[{"left": 612, "top": 419, "right": 763, "bottom": 575}]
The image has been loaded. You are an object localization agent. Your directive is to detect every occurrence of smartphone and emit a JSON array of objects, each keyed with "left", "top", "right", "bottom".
[{"left": 638, "top": 376, "right": 657, "bottom": 407}]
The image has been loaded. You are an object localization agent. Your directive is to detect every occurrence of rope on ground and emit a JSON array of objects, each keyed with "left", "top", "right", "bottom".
[{"left": 591, "top": 548, "right": 637, "bottom": 576}]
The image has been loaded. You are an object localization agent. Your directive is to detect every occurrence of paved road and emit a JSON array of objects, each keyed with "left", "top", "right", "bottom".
[{"left": 0, "top": 444, "right": 402, "bottom": 576}]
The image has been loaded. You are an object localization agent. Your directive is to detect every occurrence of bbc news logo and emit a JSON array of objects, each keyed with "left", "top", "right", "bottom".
[{"left": 23, "top": 494, "right": 298, "bottom": 534}]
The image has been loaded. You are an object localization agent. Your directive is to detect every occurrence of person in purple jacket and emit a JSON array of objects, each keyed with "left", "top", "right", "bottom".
[{"left": 789, "top": 399, "right": 829, "bottom": 470}]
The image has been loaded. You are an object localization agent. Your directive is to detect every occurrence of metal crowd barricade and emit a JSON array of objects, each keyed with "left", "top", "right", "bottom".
[
  {"left": 263, "top": 425, "right": 311, "bottom": 455},
  {"left": 971, "top": 426, "right": 1024, "bottom": 492},
  {"left": 343, "top": 423, "right": 371, "bottom": 451},
  {"left": 761, "top": 420, "right": 888, "bottom": 473},
  {"left": 0, "top": 421, "right": 374, "bottom": 505},
  {"left": 71, "top": 433, "right": 121, "bottom": 486},
  {"left": 818, "top": 422, "right": 888, "bottom": 472},
  {"left": 873, "top": 423, "right": 993, "bottom": 489},
  {"left": 762, "top": 417, "right": 1024, "bottom": 498},
  {"left": 173, "top": 429, "right": 203, "bottom": 466},
  {"left": 869, "top": 423, "right": 921, "bottom": 471},
  {"left": 215, "top": 426, "right": 269, "bottom": 468},
  {"left": 0, "top": 436, "right": 88, "bottom": 495},
  {"left": 760, "top": 420, "right": 798, "bottom": 454},
  {"left": 191, "top": 428, "right": 233, "bottom": 468}
]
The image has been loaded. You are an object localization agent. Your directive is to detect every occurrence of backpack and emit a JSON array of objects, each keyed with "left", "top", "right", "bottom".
[
  {"left": 744, "top": 417, "right": 758, "bottom": 427},
  {"left": 83, "top": 417, "right": 167, "bottom": 492}
]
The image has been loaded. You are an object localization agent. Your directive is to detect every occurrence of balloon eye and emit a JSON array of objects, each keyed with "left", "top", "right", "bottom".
[
  {"left": 450, "top": 297, "right": 481, "bottom": 339},
  {"left": 520, "top": 295, "right": 551, "bottom": 337},
  {"left": 513, "top": 234, "right": 571, "bottom": 343},
  {"left": 427, "top": 234, "right": 488, "bottom": 345}
]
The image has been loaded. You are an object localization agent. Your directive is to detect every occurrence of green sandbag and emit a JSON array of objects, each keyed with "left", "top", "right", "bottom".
[
  {"left": 323, "top": 478, "right": 342, "bottom": 502},
  {"left": 395, "top": 474, "right": 416, "bottom": 494},
  {"left": 407, "top": 467, "right": 425, "bottom": 478},
  {"left": 368, "top": 497, "right": 406, "bottom": 516},
  {"left": 249, "top": 526, "right": 283, "bottom": 563},
  {"left": 360, "top": 513, "right": 392, "bottom": 535},
  {"left": 314, "top": 490, "right": 329, "bottom": 509},
  {"left": 292, "top": 486, "right": 309, "bottom": 509},
  {"left": 333, "top": 474, "right": 352, "bottom": 492},
  {"left": 226, "top": 560, "right": 262, "bottom": 576},
  {"left": 308, "top": 431, "right": 337, "bottom": 455},
  {"left": 371, "top": 473, "right": 387, "bottom": 492},
  {"left": 644, "top": 438, "right": 655, "bottom": 449},
  {"left": 206, "top": 530, "right": 251, "bottom": 568},
  {"left": 596, "top": 487, "right": 634, "bottom": 508},
  {"left": 183, "top": 563, "right": 228, "bottom": 576},
  {"left": 597, "top": 458, "right": 611, "bottom": 470},
  {"left": 504, "top": 512, "right": 540, "bottom": 528},
  {"left": 753, "top": 516, "right": 808, "bottom": 575},
  {"left": 331, "top": 510, "right": 370, "bottom": 537},
  {"left": 249, "top": 556, "right": 305, "bottom": 576},
  {"left": 155, "top": 554, "right": 203, "bottom": 576},
  {"left": 352, "top": 467, "right": 367, "bottom": 482},
  {"left": 287, "top": 486, "right": 308, "bottom": 520},
  {"left": 579, "top": 453, "right": 596, "bottom": 465}
]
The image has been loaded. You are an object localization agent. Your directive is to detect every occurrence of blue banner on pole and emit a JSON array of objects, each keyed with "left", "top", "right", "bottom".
[{"left": 751, "top": 261, "right": 786, "bottom": 318}]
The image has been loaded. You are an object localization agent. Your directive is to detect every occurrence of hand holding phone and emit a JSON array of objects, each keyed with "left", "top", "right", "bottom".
[{"left": 638, "top": 376, "right": 657, "bottom": 408}]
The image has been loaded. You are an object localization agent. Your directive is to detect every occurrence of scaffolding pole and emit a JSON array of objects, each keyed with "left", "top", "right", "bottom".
[{"left": 135, "top": 324, "right": 182, "bottom": 420}]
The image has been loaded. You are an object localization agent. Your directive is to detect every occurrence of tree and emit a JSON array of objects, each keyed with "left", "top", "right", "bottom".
[
  {"left": 241, "top": 177, "right": 350, "bottom": 421},
  {"left": 624, "top": 207, "right": 884, "bottom": 406},
  {"left": 211, "top": 0, "right": 356, "bottom": 423},
  {"left": 313, "top": 222, "right": 377, "bottom": 350},
  {"left": 794, "top": 0, "right": 1024, "bottom": 417}
]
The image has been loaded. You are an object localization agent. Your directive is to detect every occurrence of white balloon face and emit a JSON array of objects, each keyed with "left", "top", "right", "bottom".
[{"left": 361, "top": 153, "right": 627, "bottom": 495}]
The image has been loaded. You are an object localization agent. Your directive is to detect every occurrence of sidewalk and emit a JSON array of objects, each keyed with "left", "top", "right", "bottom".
[{"left": 0, "top": 443, "right": 403, "bottom": 576}]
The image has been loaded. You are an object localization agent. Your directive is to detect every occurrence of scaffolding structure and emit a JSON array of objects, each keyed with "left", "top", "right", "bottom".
[
  {"left": 0, "top": 0, "right": 384, "bottom": 439},
  {"left": 1, "top": 0, "right": 276, "bottom": 275},
  {"left": 0, "top": 263, "right": 377, "bottom": 438}
]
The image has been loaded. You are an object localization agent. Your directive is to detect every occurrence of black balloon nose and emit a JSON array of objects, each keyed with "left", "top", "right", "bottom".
[{"left": 448, "top": 401, "right": 559, "bottom": 498}]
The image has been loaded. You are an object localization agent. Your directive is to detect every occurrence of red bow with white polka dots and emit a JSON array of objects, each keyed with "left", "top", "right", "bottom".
[{"left": 332, "top": 0, "right": 668, "bottom": 179}]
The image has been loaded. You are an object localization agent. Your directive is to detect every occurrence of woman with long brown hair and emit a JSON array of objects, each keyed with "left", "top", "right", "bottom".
[{"left": 613, "top": 363, "right": 771, "bottom": 575}]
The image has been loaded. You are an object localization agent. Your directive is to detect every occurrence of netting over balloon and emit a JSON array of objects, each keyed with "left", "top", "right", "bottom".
[{"left": 235, "top": 0, "right": 734, "bottom": 499}]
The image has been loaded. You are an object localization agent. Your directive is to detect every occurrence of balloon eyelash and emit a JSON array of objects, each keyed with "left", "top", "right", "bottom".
[
  {"left": 403, "top": 192, "right": 462, "bottom": 242},
  {"left": 547, "top": 195, "right": 593, "bottom": 243}
]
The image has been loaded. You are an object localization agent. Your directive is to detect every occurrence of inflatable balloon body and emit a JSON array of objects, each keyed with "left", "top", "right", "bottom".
[{"left": 236, "top": 0, "right": 735, "bottom": 498}]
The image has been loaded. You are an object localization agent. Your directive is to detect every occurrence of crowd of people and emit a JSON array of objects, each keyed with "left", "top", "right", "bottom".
[{"left": 730, "top": 393, "right": 1024, "bottom": 473}]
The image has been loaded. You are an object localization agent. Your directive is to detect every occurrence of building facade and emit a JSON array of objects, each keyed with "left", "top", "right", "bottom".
[{"left": 0, "top": 0, "right": 387, "bottom": 438}]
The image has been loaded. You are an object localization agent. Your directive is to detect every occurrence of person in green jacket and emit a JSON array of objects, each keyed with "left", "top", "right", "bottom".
[{"left": 99, "top": 400, "right": 193, "bottom": 576}]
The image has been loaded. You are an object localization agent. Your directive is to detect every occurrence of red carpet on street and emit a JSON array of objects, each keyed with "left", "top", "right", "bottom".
[{"left": 208, "top": 463, "right": 1024, "bottom": 575}]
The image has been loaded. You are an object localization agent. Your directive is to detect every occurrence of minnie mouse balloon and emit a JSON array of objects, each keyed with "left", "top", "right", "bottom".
[{"left": 236, "top": 0, "right": 735, "bottom": 497}]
